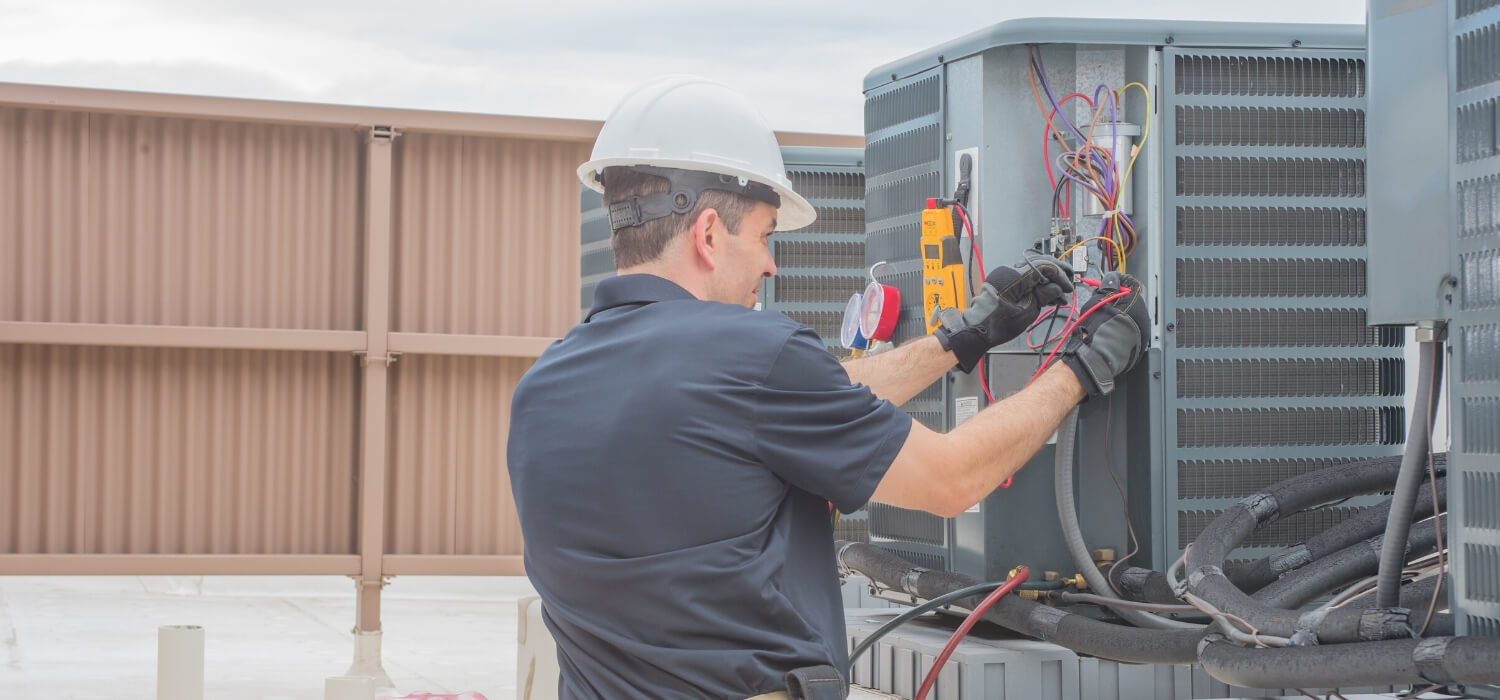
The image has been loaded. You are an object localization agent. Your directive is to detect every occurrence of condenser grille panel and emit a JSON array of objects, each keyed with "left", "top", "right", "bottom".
[
  {"left": 1178, "top": 507, "right": 1365, "bottom": 550},
  {"left": 869, "top": 503, "right": 946, "bottom": 547},
  {"left": 1452, "top": 10, "right": 1500, "bottom": 650},
  {"left": 1176, "top": 258, "right": 1365, "bottom": 297},
  {"left": 865, "top": 223, "right": 920, "bottom": 265},
  {"left": 1459, "top": 174, "right": 1500, "bottom": 238},
  {"left": 1463, "top": 324, "right": 1500, "bottom": 381},
  {"left": 1461, "top": 249, "right": 1500, "bottom": 309},
  {"left": 1177, "top": 407, "right": 1404, "bottom": 448},
  {"left": 866, "top": 171, "right": 942, "bottom": 222},
  {"left": 1176, "top": 207, "right": 1365, "bottom": 246},
  {"left": 866, "top": 123, "right": 942, "bottom": 176},
  {"left": 580, "top": 248, "right": 615, "bottom": 278},
  {"left": 796, "top": 207, "right": 865, "bottom": 236},
  {"left": 1176, "top": 308, "right": 1397, "bottom": 347},
  {"left": 772, "top": 275, "right": 866, "bottom": 304},
  {"left": 773, "top": 241, "right": 865, "bottom": 269},
  {"left": 789, "top": 171, "right": 865, "bottom": 201},
  {"left": 1173, "top": 54, "right": 1365, "bottom": 97},
  {"left": 1163, "top": 47, "right": 1402, "bottom": 565},
  {"left": 1458, "top": 97, "right": 1500, "bottom": 163},
  {"left": 1460, "top": 0, "right": 1500, "bottom": 18},
  {"left": 1176, "top": 358, "right": 1402, "bottom": 398},
  {"left": 1176, "top": 157, "right": 1365, "bottom": 197},
  {"left": 1176, "top": 106, "right": 1364, "bottom": 147},
  {"left": 1467, "top": 471, "right": 1500, "bottom": 530},
  {"left": 1179, "top": 457, "right": 1391, "bottom": 500},
  {"left": 1457, "top": 23, "right": 1500, "bottom": 92},
  {"left": 1465, "top": 398, "right": 1500, "bottom": 454},
  {"left": 864, "top": 75, "right": 940, "bottom": 133}
]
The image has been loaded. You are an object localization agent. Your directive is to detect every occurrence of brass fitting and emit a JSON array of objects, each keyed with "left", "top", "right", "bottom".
[
  {"left": 1018, "top": 589, "right": 1043, "bottom": 601},
  {"left": 1092, "top": 548, "right": 1116, "bottom": 566},
  {"left": 1063, "top": 573, "right": 1088, "bottom": 590},
  {"left": 1043, "top": 570, "right": 1061, "bottom": 582}
]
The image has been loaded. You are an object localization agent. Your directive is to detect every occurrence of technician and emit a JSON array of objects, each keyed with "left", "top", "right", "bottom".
[{"left": 508, "top": 75, "right": 1149, "bottom": 700}]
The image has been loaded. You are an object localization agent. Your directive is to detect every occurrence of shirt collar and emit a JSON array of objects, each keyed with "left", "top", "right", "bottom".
[{"left": 586, "top": 274, "right": 698, "bottom": 320}]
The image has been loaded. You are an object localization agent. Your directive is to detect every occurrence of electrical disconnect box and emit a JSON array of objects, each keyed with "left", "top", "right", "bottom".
[{"left": 860, "top": 18, "right": 1406, "bottom": 582}]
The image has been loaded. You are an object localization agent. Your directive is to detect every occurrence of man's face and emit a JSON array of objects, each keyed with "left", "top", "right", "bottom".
[{"left": 709, "top": 202, "right": 778, "bottom": 308}]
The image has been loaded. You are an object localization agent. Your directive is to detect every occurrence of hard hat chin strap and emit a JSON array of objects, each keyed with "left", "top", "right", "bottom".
[{"left": 606, "top": 165, "right": 781, "bottom": 233}]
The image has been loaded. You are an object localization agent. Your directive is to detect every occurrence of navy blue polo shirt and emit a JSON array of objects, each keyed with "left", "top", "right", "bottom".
[{"left": 508, "top": 274, "right": 912, "bottom": 699}]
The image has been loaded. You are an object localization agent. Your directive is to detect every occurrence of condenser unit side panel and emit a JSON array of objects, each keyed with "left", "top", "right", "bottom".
[
  {"left": 862, "top": 67, "right": 955, "bottom": 570},
  {"left": 1161, "top": 47, "right": 1407, "bottom": 564},
  {"left": 1449, "top": 2, "right": 1500, "bottom": 671}
]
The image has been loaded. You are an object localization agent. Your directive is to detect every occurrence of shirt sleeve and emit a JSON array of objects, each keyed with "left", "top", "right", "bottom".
[{"left": 752, "top": 326, "right": 913, "bottom": 513}]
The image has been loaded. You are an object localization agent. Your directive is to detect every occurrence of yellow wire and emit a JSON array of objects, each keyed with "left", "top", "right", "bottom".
[
  {"left": 1117, "top": 82, "right": 1152, "bottom": 200},
  {"left": 1058, "top": 236, "right": 1125, "bottom": 273}
]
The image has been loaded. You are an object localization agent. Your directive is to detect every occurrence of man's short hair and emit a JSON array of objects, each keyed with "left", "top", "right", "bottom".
[{"left": 601, "top": 166, "right": 759, "bottom": 268}]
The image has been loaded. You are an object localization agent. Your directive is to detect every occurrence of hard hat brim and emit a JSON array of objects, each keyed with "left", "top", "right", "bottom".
[{"left": 579, "top": 157, "right": 817, "bottom": 232}]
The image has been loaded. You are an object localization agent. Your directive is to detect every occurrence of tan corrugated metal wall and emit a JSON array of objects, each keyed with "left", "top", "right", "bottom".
[{"left": 0, "top": 83, "right": 860, "bottom": 629}]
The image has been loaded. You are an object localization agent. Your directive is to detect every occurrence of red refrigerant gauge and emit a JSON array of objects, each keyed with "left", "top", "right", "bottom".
[{"left": 859, "top": 280, "right": 901, "bottom": 343}]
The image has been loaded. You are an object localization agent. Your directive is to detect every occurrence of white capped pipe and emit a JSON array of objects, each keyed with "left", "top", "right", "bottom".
[
  {"left": 157, "top": 625, "right": 204, "bottom": 700},
  {"left": 324, "top": 675, "right": 376, "bottom": 700}
]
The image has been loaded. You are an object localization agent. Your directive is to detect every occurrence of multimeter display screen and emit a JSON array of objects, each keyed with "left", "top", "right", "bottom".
[{"left": 924, "top": 244, "right": 940, "bottom": 258}]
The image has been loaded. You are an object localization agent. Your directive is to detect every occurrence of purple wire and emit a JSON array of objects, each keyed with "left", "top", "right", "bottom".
[{"left": 1032, "top": 47, "right": 1089, "bottom": 145}]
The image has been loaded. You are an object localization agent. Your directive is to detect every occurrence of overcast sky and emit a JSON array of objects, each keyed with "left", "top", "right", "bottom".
[{"left": 1, "top": 0, "right": 1366, "bottom": 135}]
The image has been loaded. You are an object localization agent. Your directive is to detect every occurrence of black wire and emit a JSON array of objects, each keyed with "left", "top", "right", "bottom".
[
  {"left": 953, "top": 202, "right": 979, "bottom": 297},
  {"left": 848, "top": 580, "right": 1006, "bottom": 668}
]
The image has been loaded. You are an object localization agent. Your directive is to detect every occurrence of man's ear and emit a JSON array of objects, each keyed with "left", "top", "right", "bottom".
[{"left": 690, "top": 207, "right": 721, "bottom": 270}]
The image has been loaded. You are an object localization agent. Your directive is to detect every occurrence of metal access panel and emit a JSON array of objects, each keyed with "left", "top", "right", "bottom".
[
  {"left": 1161, "top": 47, "right": 1408, "bottom": 566},
  {"left": 1449, "top": 2, "right": 1500, "bottom": 692},
  {"left": 1367, "top": 0, "right": 1456, "bottom": 325}
]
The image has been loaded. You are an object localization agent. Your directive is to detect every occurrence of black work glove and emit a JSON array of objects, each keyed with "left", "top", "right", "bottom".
[
  {"left": 1061, "top": 272, "right": 1150, "bottom": 397},
  {"left": 933, "top": 255, "right": 1073, "bottom": 373}
]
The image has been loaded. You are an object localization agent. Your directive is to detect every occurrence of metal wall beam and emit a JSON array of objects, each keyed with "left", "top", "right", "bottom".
[
  {"left": 387, "top": 333, "right": 553, "bottom": 358},
  {"left": 356, "top": 126, "right": 396, "bottom": 633},
  {"left": 0, "top": 322, "right": 366, "bottom": 352},
  {"left": 382, "top": 555, "right": 525, "bottom": 576},
  {"left": 0, "top": 555, "right": 361, "bottom": 575}
]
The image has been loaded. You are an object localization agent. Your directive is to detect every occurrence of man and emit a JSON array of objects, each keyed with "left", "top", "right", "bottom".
[{"left": 508, "top": 75, "right": 1148, "bottom": 700}]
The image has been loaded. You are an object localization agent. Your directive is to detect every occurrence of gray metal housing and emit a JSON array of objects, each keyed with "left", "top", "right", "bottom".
[{"left": 861, "top": 17, "right": 1403, "bottom": 582}]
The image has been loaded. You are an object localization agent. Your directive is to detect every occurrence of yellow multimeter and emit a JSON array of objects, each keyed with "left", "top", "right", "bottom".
[{"left": 921, "top": 199, "right": 967, "bottom": 334}]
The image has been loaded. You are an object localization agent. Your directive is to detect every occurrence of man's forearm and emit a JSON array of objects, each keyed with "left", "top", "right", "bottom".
[
  {"left": 945, "top": 363, "right": 1086, "bottom": 505},
  {"left": 841, "top": 335, "right": 957, "bottom": 404}
]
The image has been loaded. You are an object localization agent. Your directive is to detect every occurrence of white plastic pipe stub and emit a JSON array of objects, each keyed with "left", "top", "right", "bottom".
[
  {"left": 158, "top": 625, "right": 204, "bottom": 700},
  {"left": 325, "top": 675, "right": 377, "bottom": 700}
]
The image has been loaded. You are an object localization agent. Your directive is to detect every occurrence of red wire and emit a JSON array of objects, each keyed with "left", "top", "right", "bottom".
[
  {"left": 914, "top": 566, "right": 1032, "bottom": 700},
  {"left": 1028, "top": 287, "right": 1132, "bottom": 384},
  {"left": 953, "top": 203, "right": 996, "bottom": 405}
]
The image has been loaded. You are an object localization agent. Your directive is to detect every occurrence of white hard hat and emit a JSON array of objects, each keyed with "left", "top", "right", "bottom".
[{"left": 579, "top": 75, "right": 817, "bottom": 232}]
